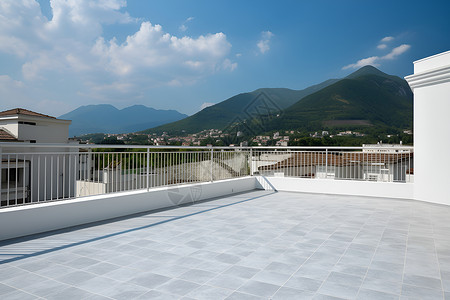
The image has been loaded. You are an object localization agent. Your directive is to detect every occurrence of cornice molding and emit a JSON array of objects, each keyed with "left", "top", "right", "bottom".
[{"left": 405, "top": 65, "right": 450, "bottom": 90}]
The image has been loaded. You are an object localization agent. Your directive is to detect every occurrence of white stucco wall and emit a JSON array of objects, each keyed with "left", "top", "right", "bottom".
[
  {"left": 0, "top": 176, "right": 257, "bottom": 241},
  {"left": 405, "top": 50, "right": 450, "bottom": 205},
  {"left": 256, "top": 176, "right": 414, "bottom": 200}
]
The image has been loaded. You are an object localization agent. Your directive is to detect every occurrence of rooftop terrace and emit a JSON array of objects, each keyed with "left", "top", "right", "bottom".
[{"left": 1, "top": 190, "right": 449, "bottom": 299}]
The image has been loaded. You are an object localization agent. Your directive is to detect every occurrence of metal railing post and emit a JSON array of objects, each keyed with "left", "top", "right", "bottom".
[
  {"left": 249, "top": 148, "right": 253, "bottom": 176},
  {"left": 87, "top": 149, "right": 92, "bottom": 181},
  {"left": 210, "top": 148, "right": 214, "bottom": 182},
  {"left": 325, "top": 148, "right": 328, "bottom": 178},
  {"left": 0, "top": 146, "right": 2, "bottom": 204},
  {"left": 146, "top": 148, "right": 150, "bottom": 191}
]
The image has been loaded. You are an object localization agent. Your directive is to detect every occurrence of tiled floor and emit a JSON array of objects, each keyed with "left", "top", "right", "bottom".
[{"left": 1, "top": 190, "right": 450, "bottom": 299}]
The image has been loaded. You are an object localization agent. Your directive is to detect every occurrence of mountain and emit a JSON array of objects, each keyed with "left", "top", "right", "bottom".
[
  {"left": 144, "top": 79, "right": 339, "bottom": 134},
  {"left": 59, "top": 104, "right": 188, "bottom": 136},
  {"left": 262, "top": 66, "right": 413, "bottom": 132}
]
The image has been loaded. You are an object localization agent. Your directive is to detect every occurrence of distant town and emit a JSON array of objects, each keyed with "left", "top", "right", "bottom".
[{"left": 77, "top": 128, "right": 414, "bottom": 147}]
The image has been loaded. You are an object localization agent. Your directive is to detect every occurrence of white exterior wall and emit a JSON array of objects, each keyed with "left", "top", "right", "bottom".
[
  {"left": 0, "top": 120, "right": 18, "bottom": 137},
  {"left": 405, "top": 50, "right": 450, "bottom": 205},
  {"left": 0, "top": 177, "right": 257, "bottom": 241},
  {"left": 0, "top": 115, "right": 70, "bottom": 143},
  {"left": 18, "top": 121, "right": 69, "bottom": 143},
  {"left": 256, "top": 176, "right": 414, "bottom": 200}
]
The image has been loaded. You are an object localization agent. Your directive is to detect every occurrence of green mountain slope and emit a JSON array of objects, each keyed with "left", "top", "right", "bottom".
[
  {"left": 264, "top": 66, "right": 412, "bottom": 132},
  {"left": 144, "top": 79, "right": 338, "bottom": 134}
]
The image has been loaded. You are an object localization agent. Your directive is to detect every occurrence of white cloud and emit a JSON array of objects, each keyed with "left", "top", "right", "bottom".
[
  {"left": 179, "top": 24, "right": 187, "bottom": 32},
  {"left": 257, "top": 30, "right": 274, "bottom": 54},
  {"left": 377, "top": 44, "right": 387, "bottom": 50},
  {"left": 381, "top": 36, "right": 394, "bottom": 43},
  {"left": 342, "top": 56, "right": 380, "bottom": 70},
  {"left": 382, "top": 44, "right": 411, "bottom": 60},
  {"left": 343, "top": 42, "right": 411, "bottom": 70},
  {"left": 200, "top": 102, "right": 215, "bottom": 110},
  {"left": 179, "top": 16, "right": 194, "bottom": 32},
  {"left": 222, "top": 59, "right": 237, "bottom": 71},
  {"left": 0, "top": 1, "right": 234, "bottom": 90}
]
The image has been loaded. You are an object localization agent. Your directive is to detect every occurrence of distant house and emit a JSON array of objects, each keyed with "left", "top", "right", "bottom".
[
  {"left": 258, "top": 151, "right": 413, "bottom": 182},
  {"left": 0, "top": 108, "right": 71, "bottom": 143},
  {"left": 0, "top": 108, "right": 75, "bottom": 206}
]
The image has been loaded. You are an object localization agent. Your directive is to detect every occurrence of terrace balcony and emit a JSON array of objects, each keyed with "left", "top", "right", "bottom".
[{"left": 1, "top": 143, "right": 446, "bottom": 300}]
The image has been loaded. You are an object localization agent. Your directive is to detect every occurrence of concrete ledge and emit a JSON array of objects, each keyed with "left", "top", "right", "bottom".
[
  {"left": 256, "top": 176, "right": 414, "bottom": 200},
  {"left": 0, "top": 177, "right": 257, "bottom": 241}
]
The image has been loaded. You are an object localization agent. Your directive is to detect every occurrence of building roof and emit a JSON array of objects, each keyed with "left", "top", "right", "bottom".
[
  {"left": 259, "top": 151, "right": 413, "bottom": 170},
  {"left": 0, "top": 108, "right": 56, "bottom": 119},
  {"left": 0, "top": 128, "right": 18, "bottom": 141}
]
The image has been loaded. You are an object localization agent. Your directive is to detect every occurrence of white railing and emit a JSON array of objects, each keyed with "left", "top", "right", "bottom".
[
  {"left": 0, "top": 143, "right": 413, "bottom": 208},
  {"left": 253, "top": 146, "right": 414, "bottom": 183}
]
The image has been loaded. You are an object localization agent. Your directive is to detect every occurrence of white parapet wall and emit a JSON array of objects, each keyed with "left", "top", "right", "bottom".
[
  {"left": 405, "top": 50, "right": 450, "bottom": 205},
  {"left": 255, "top": 176, "right": 414, "bottom": 200},
  {"left": 0, "top": 176, "right": 257, "bottom": 241}
]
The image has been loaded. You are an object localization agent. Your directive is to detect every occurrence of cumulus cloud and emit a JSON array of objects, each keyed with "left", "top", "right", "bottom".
[
  {"left": 0, "top": 1, "right": 235, "bottom": 89},
  {"left": 343, "top": 41, "right": 411, "bottom": 70},
  {"left": 377, "top": 44, "right": 387, "bottom": 50},
  {"left": 92, "top": 21, "right": 233, "bottom": 79},
  {"left": 257, "top": 31, "right": 274, "bottom": 54}
]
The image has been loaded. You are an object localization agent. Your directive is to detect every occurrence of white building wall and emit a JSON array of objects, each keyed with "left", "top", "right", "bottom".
[
  {"left": 406, "top": 50, "right": 450, "bottom": 205},
  {"left": 18, "top": 121, "right": 69, "bottom": 143}
]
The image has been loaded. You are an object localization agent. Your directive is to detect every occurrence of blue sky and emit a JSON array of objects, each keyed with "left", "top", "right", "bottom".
[{"left": 0, "top": 0, "right": 449, "bottom": 117}]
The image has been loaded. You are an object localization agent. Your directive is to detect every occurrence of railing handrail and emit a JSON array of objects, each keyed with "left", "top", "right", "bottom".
[{"left": 0, "top": 142, "right": 414, "bottom": 151}]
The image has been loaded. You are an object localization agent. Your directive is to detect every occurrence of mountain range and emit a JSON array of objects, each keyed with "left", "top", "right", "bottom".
[
  {"left": 148, "top": 66, "right": 412, "bottom": 135},
  {"left": 61, "top": 65, "right": 413, "bottom": 137},
  {"left": 59, "top": 105, "right": 187, "bottom": 136}
]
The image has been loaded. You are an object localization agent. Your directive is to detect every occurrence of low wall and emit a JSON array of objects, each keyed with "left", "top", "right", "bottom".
[
  {"left": 256, "top": 176, "right": 414, "bottom": 200},
  {"left": 0, "top": 177, "right": 257, "bottom": 241}
]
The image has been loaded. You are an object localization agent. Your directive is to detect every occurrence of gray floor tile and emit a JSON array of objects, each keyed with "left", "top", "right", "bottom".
[
  {"left": 46, "top": 286, "right": 97, "bottom": 300},
  {"left": 127, "top": 272, "right": 172, "bottom": 289},
  {"left": 251, "top": 270, "right": 291, "bottom": 286},
  {"left": 101, "top": 282, "right": 149, "bottom": 299},
  {"left": 54, "top": 270, "right": 97, "bottom": 285},
  {"left": 272, "top": 286, "right": 315, "bottom": 299},
  {"left": 225, "top": 291, "right": 264, "bottom": 300},
  {"left": 206, "top": 274, "right": 247, "bottom": 290},
  {"left": 157, "top": 279, "right": 201, "bottom": 296},
  {"left": 84, "top": 262, "right": 121, "bottom": 275},
  {"left": 238, "top": 280, "right": 280, "bottom": 298},
  {"left": 284, "top": 276, "right": 323, "bottom": 292},
  {"left": 0, "top": 283, "right": 16, "bottom": 296},
  {"left": 137, "top": 289, "right": 179, "bottom": 299},
  {"left": 186, "top": 285, "right": 233, "bottom": 300},
  {"left": 223, "top": 265, "right": 260, "bottom": 279},
  {"left": 318, "top": 280, "right": 360, "bottom": 299},
  {"left": 356, "top": 288, "right": 398, "bottom": 300},
  {"left": 3, "top": 191, "right": 450, "bottom": 300},
  {"left": 2, "top": 289, "right": 40, "bottom": 300},
  {"left": 178, "top": 269, "right": 218, "bottom": 284},
  {"left": 401, "top": 284, "right": 444, "bottom": 300},
  {"left": 403, "top": 273, "right": 443, "bottom": 290},
  {"left": 361, "top": 275, "right": 402, "bottom": 295}
]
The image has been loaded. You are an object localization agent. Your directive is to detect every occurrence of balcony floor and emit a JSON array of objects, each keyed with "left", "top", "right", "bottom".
[{"left": 1, "top": 190, "right": 449, "bottom": 299}]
